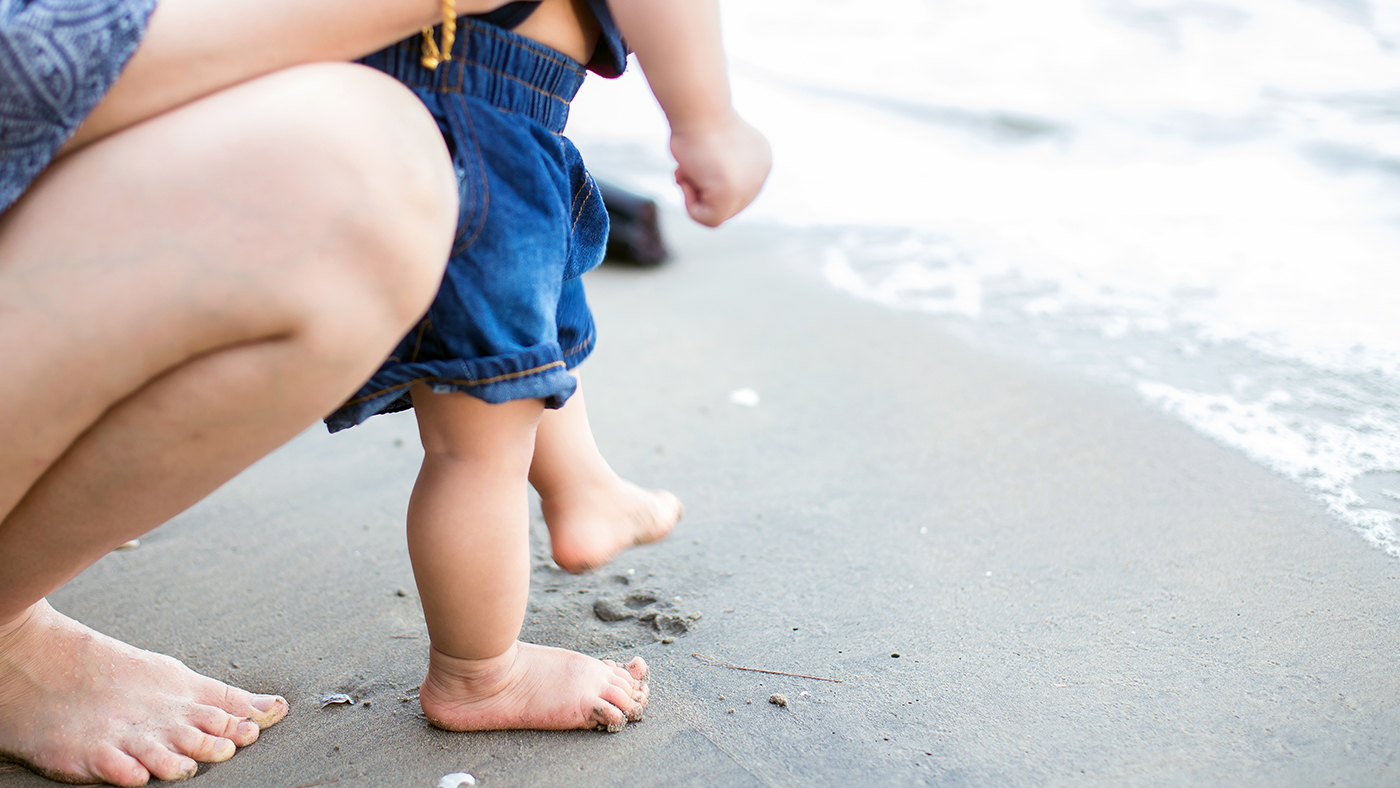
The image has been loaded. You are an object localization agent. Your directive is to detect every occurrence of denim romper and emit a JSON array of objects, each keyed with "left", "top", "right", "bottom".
[{"left": 326, "top": 12, "right": 626, "bottom": 432}]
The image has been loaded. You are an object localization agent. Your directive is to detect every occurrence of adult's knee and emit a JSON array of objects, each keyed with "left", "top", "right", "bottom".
[
  {"left": 242, "top": 64, "right": 457, "bottom": 333},
  {"left": 147, "top": 63, "right": 457, "bottom": 358}
]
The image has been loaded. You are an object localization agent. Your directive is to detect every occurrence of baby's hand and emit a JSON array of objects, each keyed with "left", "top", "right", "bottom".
[{"left": 670, "top": 112, "right": 771, "bottom": 228}]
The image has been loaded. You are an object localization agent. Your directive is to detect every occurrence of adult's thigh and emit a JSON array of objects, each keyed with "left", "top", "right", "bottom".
[{"left": 0, "top": 62, "right": 457, "bottom": 515}]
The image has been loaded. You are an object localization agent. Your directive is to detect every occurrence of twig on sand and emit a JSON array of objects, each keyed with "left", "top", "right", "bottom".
[
  {"left": 691, "top": 653, "right": 843, "bottom": 683},
  {"left": 290, "top": 779, "right": 346, "bottom": 788}
]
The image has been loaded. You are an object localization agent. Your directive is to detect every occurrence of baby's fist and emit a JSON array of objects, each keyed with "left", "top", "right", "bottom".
[{"left": 670, "top": 113, "right": 771, "bottom": 228}]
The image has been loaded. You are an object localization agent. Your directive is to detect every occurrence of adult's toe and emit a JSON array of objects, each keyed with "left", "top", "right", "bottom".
[
  {"left": 87, "top": 745, "right": 151, "bottom": 788},
  {"left": 188, "top": 702, "right": 258, "bottom": 746},
  {"left": 192, "top": 675, "right": 287, "bottom": 728},
  {"left": 173, "top": 725, "right": 237, "bottom": 763},
  {"left": 128, "top": 739, "right": 198, "bottom": 782}
]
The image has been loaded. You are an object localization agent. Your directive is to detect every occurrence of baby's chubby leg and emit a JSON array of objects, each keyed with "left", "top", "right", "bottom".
[
  {"left": 407, "top": 385, "right": 648, "bottom": 732},
  {"left": 530, "top": 373, "right": 683, "bottom": 574}
]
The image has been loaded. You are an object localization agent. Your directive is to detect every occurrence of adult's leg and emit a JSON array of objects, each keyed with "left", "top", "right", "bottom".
[
  {"left": 529, "top": 373, "right": 682, "bottom": 573},
  {"left": 0, "top": 63, "right": 457, "bottom": 786}
]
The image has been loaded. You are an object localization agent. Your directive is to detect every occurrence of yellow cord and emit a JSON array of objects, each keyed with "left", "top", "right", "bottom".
[{"left": 421, "top": 0, "right": 457, "bottom": 70}]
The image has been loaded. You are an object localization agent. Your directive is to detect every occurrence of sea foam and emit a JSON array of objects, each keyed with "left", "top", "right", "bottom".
[{"left": 566, "top": 0, "right": 1400, "bottom": 554}]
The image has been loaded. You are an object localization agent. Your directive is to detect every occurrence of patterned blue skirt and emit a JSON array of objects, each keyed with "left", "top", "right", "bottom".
[{"left": 0, "top": 0, "right": 157, "bottom": 214}]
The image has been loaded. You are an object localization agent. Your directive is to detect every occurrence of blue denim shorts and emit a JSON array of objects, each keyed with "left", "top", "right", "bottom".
[{"left": 326, "top": 21, "right": 608, "bottom": 432}]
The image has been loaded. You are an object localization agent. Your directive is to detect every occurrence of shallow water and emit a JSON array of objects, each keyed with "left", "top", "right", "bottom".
[{"left": 566, "top": 0, "right": 1400, "bottom": 555}]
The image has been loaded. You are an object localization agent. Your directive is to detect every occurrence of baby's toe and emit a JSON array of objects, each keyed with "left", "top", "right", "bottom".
[
  {"left": 589, "top": 699, "right": 628, "bottom": 733},
  {"left": 658, "top": 490, "right": 684, "bottom": 520},
  {"left": 607, "top": 671, "right": 647, "bottom": 710},
  {"left": 600, "top": 684, "right": 645, "bottom": 723}
]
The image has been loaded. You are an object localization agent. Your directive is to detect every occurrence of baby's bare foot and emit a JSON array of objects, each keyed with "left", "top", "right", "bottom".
[
  {"left": 0, "top": 600, "right": 287, "bottom": 786},
  {"left": 543, "top": 476, "right": 682, "bottom": 574},
  {"left": 419, "top": 642, "right": 648, "bottom": 732}
]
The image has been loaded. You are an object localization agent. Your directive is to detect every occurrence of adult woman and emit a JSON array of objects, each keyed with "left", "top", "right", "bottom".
[{"left": 0, "top": 1, "right": 505, "bottom": 783}]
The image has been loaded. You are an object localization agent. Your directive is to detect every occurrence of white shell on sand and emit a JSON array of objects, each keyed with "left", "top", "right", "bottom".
[
  {"left": 318, "top": 693, "right": 353, "bottom": 708},
  {"left": 438, "top": 773, "right": 476, "bottom": 788},
  {"left": 728, "top": 388, "right": 761, "bottom": 407}
]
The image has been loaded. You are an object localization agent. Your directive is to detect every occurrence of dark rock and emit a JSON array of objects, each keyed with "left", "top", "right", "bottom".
[{"left": 593, "top": 598, "right": 635, "bottom": 622}]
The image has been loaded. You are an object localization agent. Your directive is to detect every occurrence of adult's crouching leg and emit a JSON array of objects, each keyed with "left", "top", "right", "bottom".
[{"left": 0, "top": 63, "right": 455, "bottom": 785}]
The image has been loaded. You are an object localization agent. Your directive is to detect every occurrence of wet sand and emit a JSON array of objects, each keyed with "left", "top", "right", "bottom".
[{"left": 5, "top": 216, "right": 1398, "bottom": 787}]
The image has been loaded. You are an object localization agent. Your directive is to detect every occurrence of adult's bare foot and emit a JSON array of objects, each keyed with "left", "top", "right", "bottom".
[
  {"left": 420, "top": 642, "right": 648, "bottom": 732},
  {"left": 0, "top": 600, "right": 288, "bottom": 786},
  {"left": 542, "top": 475, "right": 682, "bottom": 574}
]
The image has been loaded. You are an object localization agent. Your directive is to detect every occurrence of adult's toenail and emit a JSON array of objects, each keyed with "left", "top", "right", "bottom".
[
  {"left": 238, "top": 720, "right": 259, "bottom": 737},
  {"left": 252, "top": 694, "right": 284, "bottom": 712}
]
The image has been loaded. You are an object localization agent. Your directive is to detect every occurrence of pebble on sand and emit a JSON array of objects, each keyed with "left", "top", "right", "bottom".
[
  {"left": 438, "top": 774, "right": 476, "bottom": 788},
  {"left": 769, "top": 694, "right": 789, "bottom": 707}
]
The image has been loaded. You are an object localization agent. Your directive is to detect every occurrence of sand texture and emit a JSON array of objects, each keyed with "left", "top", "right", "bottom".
[{"left": 4, "top": 218, "right": 1397, "bottom": 787}]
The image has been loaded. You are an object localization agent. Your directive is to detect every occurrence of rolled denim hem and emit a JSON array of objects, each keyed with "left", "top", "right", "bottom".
[{"left": 326, "top": 346, "right": 579, "bottom": 432}]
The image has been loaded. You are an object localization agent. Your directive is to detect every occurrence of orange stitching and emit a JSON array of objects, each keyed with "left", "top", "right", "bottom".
[
  {"left": 341, "top": 361, "right": 570, "bottom": 408},
  {"left": 408, "top": 317, "right": 432, "bottom": 363},
  {"left": 569, "top": 174, "right": 591, "bottom": 212},
  {"left": 344, "top": 382, "right": 415, "bottom": 408},
  {"left": 571, "top": 173, "right": 595, "bottom": 232},
  {"left": 458, "top": 60, "right": 574, "bottom": 106},
  {"left": 561, "top": 330, "right": 594, "bottom": 359},
  {"left": 439, "top": 57, "right": 466, "bottom": 93}
]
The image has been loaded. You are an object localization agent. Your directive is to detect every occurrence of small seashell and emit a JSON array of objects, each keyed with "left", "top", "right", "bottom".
[
  {"left": 437, "top": 774, "right": 476, "bottom": 788},
  {"left": 728, "top": 388, "right": 761, "bottom": 407},
  {"left": 319, "top": 693, "right": 354, "bottom": 708}
]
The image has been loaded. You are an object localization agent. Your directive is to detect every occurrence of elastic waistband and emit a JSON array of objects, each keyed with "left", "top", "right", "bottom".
[{"left": 359, "top": 19, "right": 587, "bottom": 133}]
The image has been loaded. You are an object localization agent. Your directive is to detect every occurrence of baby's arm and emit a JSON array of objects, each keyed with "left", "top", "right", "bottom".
[{"left": 608, "top": 0, "right": 771, "bottom": 228}]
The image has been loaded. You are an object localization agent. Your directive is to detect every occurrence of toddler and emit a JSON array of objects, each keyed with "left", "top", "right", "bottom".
[{"left": 330, "top": 0, "right": 770, "bottom": 731}]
